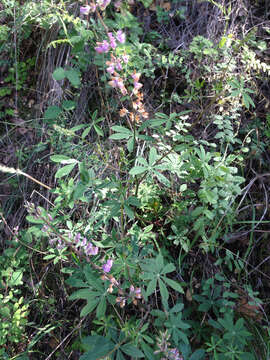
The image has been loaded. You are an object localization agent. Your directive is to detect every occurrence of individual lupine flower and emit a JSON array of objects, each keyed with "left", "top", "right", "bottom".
[
  {"left": 115, "top": 59, "right": 122, "bottom": 71},
  {"left": 106, "top": 60, "right": 115, "bottom": 74},
  {"left": 129, "top": 285, "right": 142, "bottom": 305},
  {"left": 108, "top": 76, "right": 127, "bottom": 95},
  {"left": 169, "top": 348, "right": 183, "bottom": 360},
  {"left": 84, "top": 242, "right": 99, "bottom": 256},
  {"left": 116, "top": 30, "right": 125, "bottom": 43},
  {"left": 108, "top": 32, "right": 117, "bottom": 49},
  {"left": 131, "top": 71, "right": 143, "bottom": 94},
  {"left": 122, "top": 54, "right": 129, "bottom": 64},
  {"left": 119, "top": 107, "right": 129, "bottom": 117},
  {"left": 74, "top": 233, "right": 81, "bottom": 246},
  {"left": 131, "top": 71, "right": 141, "bottom": 83},
  {"left": 108, "top": 76, "right": 122, "bottom": 88},
  {"left": 80, "top": 5, "right": 91, "bottom": 15},
  {"left": 89, "top": 2, "right": 97, "bottom": 12},
  {"left": 116, "top": 296, "right": 126, "bottom": 308},
  {"left": 114, "top": 0, "right": 122, "bottom": 10},
  {"left": 81, "top": 237, "right": 87, "bottom": 247},
  {"left": 97, "top": 0, "right": 111, "bottom": 10},
  {"left": 95, "top": 40, "right": 110, "bottom": 53},
  {"left": 102, "top": 259, "right": 113, "bottom": 272},
  {"left": 41, "top": 225, "right": 49, "bottom": 233}
]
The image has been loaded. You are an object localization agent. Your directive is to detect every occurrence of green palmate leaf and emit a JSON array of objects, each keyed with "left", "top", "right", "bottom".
[
  {"left": 93, "top": 124, "right": 104, "bottom": 137},
  {"left": 81, "top": 336, "right": 115, "bottom": 360},
  {"left": 50, "top": 155, "right": 70, "bottom": 163},
  {"left": 69, "top": 288, "right": 94, "bottom": 300},
  {"left": 141, "top": 342, "right": 155, "bottom": 360},
  {"left": 242, "top": 92, "right": 255, "bottom": 109},
  {"left": 80, "top": 299, "right": 99, "bottom": 317},
  {"left": 96, "top": 296, "right": 107, "bottom": 319},
  {"left": 158, "top": 278, "right": 169, "bottom": 308},
  {"left": 129, "top": 166, "right": 147, "bottom": 175},
  {"left": 55, "top": 163, "right": 76, "bottom": 178},
  {"left": 124, "top": 204, "right": 134, "bottom": 220},
  {"left": 121, "top": 343, "right": 144, "bottom": 358},
  {"left": 127, "top": 196, "right": 141, "bottom": 207},
  {"left": 162, "top": 277, "right": 184, "bottom": 294},
  {"left": 160, "top": 263, "right": 175, "bottom": 275},
  {"left": 146, "top": 278, "right": 157, "bottom": 296},
  {"left": 156, "top": 253, "right": 164, "bottom": 270},
  {"left": 127, "top": 137, "right": 134, "bottom": 152},
  {"left": 26, "top": 215, "right": 45, "bottom": 224},
  {"left": 82, "top": 126, "right": 91, "bottom": 139},
  {"left": 154, "top": 171, "right": 170, "bottom": 186},
  {"left": 110, "top": 133, "right": 131, "bottom": 140},
  {"left": 111, "top": 125, "right": 132, "bottom": 134},
  {"left": 116, "top": 350, "right": 126, "bottom": 360},
  {"left": 52, "top": 67, "right": 65, "bottom": 80},
  {"left": 189, "top": 349, "right": 206, "bottom": 360},
  {"left": 149, "top": 147, "right": 157, "bottom": 166}
]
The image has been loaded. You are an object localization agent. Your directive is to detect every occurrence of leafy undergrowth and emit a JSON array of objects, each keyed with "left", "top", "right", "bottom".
[{"left": 1, "top": 0, "right": 270, "bottom": 359}]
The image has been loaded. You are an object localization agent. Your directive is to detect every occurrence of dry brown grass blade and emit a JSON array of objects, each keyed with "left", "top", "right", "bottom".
[{"left": 0, "top": 164, "right": 52, "bottom": 190}]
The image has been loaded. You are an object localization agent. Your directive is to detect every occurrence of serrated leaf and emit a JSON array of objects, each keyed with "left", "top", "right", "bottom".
[
  {"left": 65, "top": 69, "right": 81, "bottom": 87},
  {"left": 55, "top": 163, "right": 76, "bottom": 178},
  {"left": 62, "top": 100, "right": 76, "bottom": 111},
  {"left": 52, "top": 67, "right": 66, "bottom": 81},
  {"left": 44, "top": 105, "right": 61, "bottom": 120}
]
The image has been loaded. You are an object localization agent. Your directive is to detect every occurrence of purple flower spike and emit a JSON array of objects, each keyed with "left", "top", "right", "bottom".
[
  {"left": 102, "top": 259, "right": 113, "bottom": 273},
  {"left": 95, "top": 40, "right": 110, "bottom": 53},
  {"left": 116, "top": 30, "right": 125, "bottom": 44},
  {"left": 80, "top": 6, "right": 90, "bottom": 15}
]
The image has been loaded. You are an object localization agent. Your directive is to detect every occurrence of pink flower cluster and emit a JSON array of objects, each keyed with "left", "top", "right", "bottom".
[
  {"left": 80, "top": 0, "right": 111, "bottom": 15},
  {"left": 95, "top": 30, "right": 125, "bottom": 53}
]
